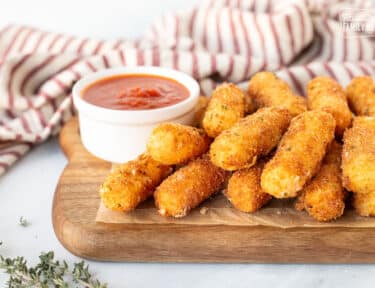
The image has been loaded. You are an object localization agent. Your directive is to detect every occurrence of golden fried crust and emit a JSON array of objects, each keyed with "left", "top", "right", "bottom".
[
  {"left": 244, "top": 92, "right": 257, "bottom": 115},
  {"left": 100, "top": 154, "right": 172, "bottom": 212},
  {"left": 209, "top": 107, "right": 292, "bottom": 171},
  {"left": 295, "top": 192, "right": 305, "bottom": 211},
  {"left": 307, "top": 76, "right": 352, "bottom": 137},
  {"left": 248, "top": 71, "right": 307, "bottom": 117},
  {"left": 261, "top": 110, "right": 335, "bottom": 198},
  {"left": 299, "top": 141, "right": 345, "bottom": 222},
  {"left": 202, "top": 83, "right": 246, "bottom": 137},
  {"left": 346, "top": 76, "right": 375, "bottom": 116},
  {"left": 194, "top": 96, "right": 209, "bottom": 128},
  {"left": 147, "top": 123, "right": 211, "bottom": 165},
  {"left": 226, "top": 161, "right": 272, "bottom": 213},
  {"left": 353, "top": 192, "right": 375, "bottom": 217},
  {"left": 342, "top": 116, "right": 375, "bottom": 194},
  {"left": 154, "top": 156, "right": 227, "bottom": 217}
]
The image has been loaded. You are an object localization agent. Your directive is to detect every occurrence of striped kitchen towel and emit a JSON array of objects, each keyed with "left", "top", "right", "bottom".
[{"left": 0, "top": 0, "right": 374, "bottom": 175}]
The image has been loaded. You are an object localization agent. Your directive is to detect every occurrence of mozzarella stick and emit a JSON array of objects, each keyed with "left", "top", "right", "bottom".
[
  {"left": 202, "top": 83, "right": 246, "bottom": 137},
  {"left": 342, "top": 117, "right": 375, "bottom": 194},
  {"left": 248, "top": 71, "right": 307, "bottom": 117},
  {"left": 244, "top": 91, "right": 257, "bottom": 115},
  {"left": 346, "top": 76, "right": 375, "bottom": 116},
  {"left": 147, "top": 123, "right": 211, "bottom": 165},
  {"left": 209, "top": 107, "right": 292, "bottom": 171},
  {"left": 100, "top": 154, "right": 172, "bottom": 212},
  {"left": 154, "top": 156, "right": 227, "bottom": 217},
  {"left": 294, "top": 193, "right": 305, "bottom": 212},
  {"left": 261, "top": 110, "right": 335, "bottom": 198},
  {"left": 307, "top": 76, "right": 352, "bottom": 137},
  {"left": 226, "top": 160, "right": 272, "bottom": 213},
  {"left": 194, "top": 96, "right": 209, "bottom": 127},
  {"left": 353, "top": 192, "right": 375, "bottom": 217},
  {"left": 296, "top": 141, "right": 345, "bottom": 222}
]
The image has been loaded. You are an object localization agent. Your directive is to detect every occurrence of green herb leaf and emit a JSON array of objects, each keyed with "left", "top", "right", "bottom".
[
  {"left": 0, "top": 251, "right": 106, "bottom": 287},
  {"left": 19, "top": 217, "right": 28, "bottom": 227}
]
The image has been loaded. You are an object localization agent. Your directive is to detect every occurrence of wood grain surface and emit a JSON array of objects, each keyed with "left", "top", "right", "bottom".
[{"left": 53, "top": 117, "right": 375, "bottom": 263}]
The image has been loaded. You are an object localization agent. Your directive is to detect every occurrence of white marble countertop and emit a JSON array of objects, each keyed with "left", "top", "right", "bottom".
[{"left": 1, "top": 0, "right": 375, "bottom": 286}]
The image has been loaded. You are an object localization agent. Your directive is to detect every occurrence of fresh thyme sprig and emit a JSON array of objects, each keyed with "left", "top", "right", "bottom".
[{"left": 0, "top": 250, "right": 107, "bottom": 288}]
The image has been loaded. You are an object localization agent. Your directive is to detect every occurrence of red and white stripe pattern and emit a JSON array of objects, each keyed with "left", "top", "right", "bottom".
[{"left": 0, "top": 0, "right": 374, "bottom": 175}]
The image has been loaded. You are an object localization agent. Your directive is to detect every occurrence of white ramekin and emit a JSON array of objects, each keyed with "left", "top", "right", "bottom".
[{"left": 72, "top": 66, "right": 200, "bottom": 163}]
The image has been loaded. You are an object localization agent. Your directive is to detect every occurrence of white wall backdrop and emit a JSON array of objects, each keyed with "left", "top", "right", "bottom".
[{"left": 0, "top": 0, "right": 200, "bottom": 39}]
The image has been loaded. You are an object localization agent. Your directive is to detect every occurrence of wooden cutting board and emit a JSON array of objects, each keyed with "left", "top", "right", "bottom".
[{"left": 53, "top": 117, "right": 375, "bottom": 263}]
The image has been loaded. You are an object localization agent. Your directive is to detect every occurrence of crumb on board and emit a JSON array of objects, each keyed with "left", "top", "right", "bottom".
[{"left": 200, "top": 207, "right": 209, "bottom": 215}]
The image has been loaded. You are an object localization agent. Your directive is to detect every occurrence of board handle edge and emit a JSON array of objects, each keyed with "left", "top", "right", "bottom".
[{"left": 59, "top": 117, "right": 80, "bottom": 160}]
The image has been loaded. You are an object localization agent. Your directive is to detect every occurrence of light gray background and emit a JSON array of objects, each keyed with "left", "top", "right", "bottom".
[{"left": 1, "top": 1, "right": 374, "bottom": 287}]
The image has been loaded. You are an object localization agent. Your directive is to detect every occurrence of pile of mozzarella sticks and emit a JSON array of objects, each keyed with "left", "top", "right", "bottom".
[{"left": 99, "top": 72, "right": 375, "bottom": 222}]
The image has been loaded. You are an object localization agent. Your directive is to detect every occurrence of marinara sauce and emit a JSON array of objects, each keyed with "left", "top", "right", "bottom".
[{"left": 81, "top": 74, "right": 190, "bottom": 110}]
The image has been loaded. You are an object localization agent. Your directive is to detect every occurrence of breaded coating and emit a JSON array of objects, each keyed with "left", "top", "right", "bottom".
[
  {"left": 209, "top": 107, "right": 292, "bottom": 171},
  {"left": 261, "top": 110, "right": 335, "bottom": 198},
  {"left": 294, "top": 192, "right": 305, "bottom": 211},
  {"left": 353, "top": 192, "right": 375, "bottom": 217},
  {"left": 297, "top": 141, "right": 345, "bottom": 222},
  {"left": 248, "top": 71, "right": 307, "bottom": 117},
  {"left": 346, "top": 76, "right": 375, "bottom": 116},
  {"left": 307, "top": 76, "right": 352, "bottom": 137},
  {"left": 100, "top": 154, "right": 172, "bottom": 212},
  {"left": 147, "top": 123, "right": 211, "bottom": 165},
  {"left": 202, "top": 83, "right": 245, "bottom": 137},
  {"left": 154, "top": 156, "right": 227, "bottom": 217},
  {"left": 225, "top": 160, "right": 272, "bottom": 213},
  {"left": 244, "top": 92, "right": 257, "bottom": 115},
  {"left": 342, "top": 116, "right": 375, "bottom": 194},
  {"left": 194, "top": 96, "right": 209, "bottom": 127}
]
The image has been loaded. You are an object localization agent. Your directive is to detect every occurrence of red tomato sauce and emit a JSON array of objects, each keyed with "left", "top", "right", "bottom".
[{"left": 81, "top": 74, "right": 190, "bottom": 110}]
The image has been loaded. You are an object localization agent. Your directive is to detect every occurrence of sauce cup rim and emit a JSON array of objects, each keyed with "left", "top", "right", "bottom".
[{"left": 72, "top": 66, "right": 200, "bottom": 125}]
